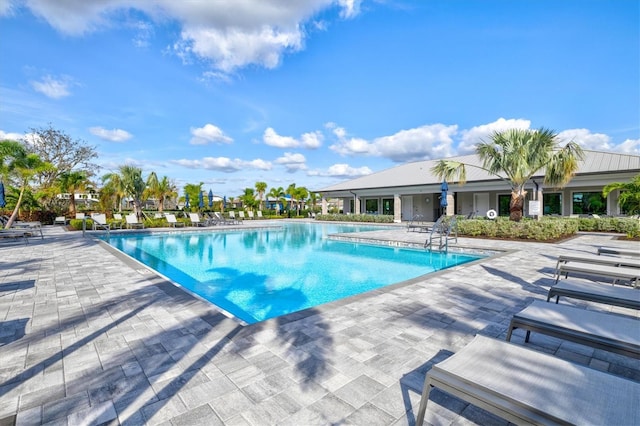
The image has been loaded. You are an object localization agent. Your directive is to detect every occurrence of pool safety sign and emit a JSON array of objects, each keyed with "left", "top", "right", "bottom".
[{"left": 528, "top": 200, "right": 541, "bottom": 216}]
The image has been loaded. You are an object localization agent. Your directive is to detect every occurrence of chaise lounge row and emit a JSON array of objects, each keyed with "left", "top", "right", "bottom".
[{"left": 416, "top": 245, "right": 640, "bottom": 425}]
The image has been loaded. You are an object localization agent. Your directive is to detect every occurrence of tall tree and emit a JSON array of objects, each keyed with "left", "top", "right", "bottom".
[
  {"left": 23, "top": 125, "right": 98, "bottom": 202},
  {"left": 432, "top": 128, "right": 583, "bottom": 221},
  {"left": 57, "top": 171, "right": 89, "bottom": 216},
  {"left": 0, "top": 140, "right": 54, "bottom": 228},
  {"left": 239, "top": 188, "right": 257, "bottom": 210},
  {"left": 286, "top": 183, "right": 297, "bottom": 213},
  {"left": 120, "top": 165, "right": 146, "bottom": 219},
  {"left": 603, "top": 174, "right": 640, "bottom": 215},
  {"left": 101, "top": 171, "right": 126, "bottom": 212},
  {"left": 183, "top": 182, "right": 203, "bottom": 212},
  {"left": 293, "top": 186, "right": 309, "bottom": 215},
  {"left": 255, "top": 181, "right": 267, "bottom": 211},
  {"left": 267, "top": 186, "right": 285, "bottom": 212},
  {"left": 145, "top": 172, "right": 177, "bottom": 212}
]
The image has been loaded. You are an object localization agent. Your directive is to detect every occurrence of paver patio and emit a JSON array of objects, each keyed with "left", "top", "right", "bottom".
[{"left": 1, "top": 222, "right": 638, "bottom": 425}]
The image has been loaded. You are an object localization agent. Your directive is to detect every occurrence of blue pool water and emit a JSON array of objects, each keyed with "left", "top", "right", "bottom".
[{"left": 104, "top": 222, "right": 482, "bottom": 323}]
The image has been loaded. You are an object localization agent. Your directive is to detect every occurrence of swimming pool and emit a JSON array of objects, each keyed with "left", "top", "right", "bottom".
[{"left": 104, "top": 222, "right": 482, "bottom": 324}]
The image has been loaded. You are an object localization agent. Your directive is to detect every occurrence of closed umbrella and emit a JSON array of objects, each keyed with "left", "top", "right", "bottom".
[
  {"left": 208, "top": 189, "right": 213, "bottom": 208},
  {"left": 0, "top": 182, "right": 5, "bottom": 208},
  {"left": 440, "top": 180, "right": 448, "bottom": 210},
  {"left": 198, "top": 191, "right": 204, "bottom": 209},
  {"left": 185, "top": 193, "right": 190, "bottom": 209}
]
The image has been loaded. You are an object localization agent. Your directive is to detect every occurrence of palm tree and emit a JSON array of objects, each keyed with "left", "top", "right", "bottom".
[
  {"left": 0, "top": 140, "right": 53, "bottom": 228},
  {"left": 603, "top": 174, "right": 640, "bottom": 215},
  {"left": 102, "top": 171, "right": 126, "bottom": 212},
  {"left": 293, "top": 186, "right": 309, "bottom": 215},
  {"left": 255, "top": 181, "right": 267, "bottom": 211},
  {"left": 267, "top": 186, "right": 285, "bottom": 213},
  {"left": 57, "top": 171, "right": 89, "bottom": 216},
  {"left": 120, "top": 165, "right": 146, "bottom": 219},
  {"left": 239, "top": 188, "right": 257, "bottom": 210},
  {"left": 432, "top": 128, "right": 584, "bottom": 221},
  {"left": 146, "top": 172, "right": 177, "bottom": 212},
  {"left": 183, "top": 182, "right": 203, "bottom": 212},
  {"left": 286, "top": 183, "right": 297, "bottom": 213}
]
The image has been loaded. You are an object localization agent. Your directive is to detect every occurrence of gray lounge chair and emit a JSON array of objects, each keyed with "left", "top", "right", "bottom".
[
  {"left": 415, "top": 335, "right": 640, "bottom": 426},
  {"left": 598, "top": 246, "right": 640, "bottom": 257},
  {"left": 506, "top": 300, "right": 639, "bottom": 358},
  {"left": 555, "top": 253, "right": 640, "bottom": 271},
  {"left": 547, "top": 279, "right": 640, "bottom": 309},
  {"left": 555, "top": 261, "right": 640, "bottom": 287}
]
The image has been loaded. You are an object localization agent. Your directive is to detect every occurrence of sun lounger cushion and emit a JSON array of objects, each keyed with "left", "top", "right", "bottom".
[
  {"left": 598, "top": 246, "right": 640, "bottom": 258},
  {"left": 415, "top": 335, "right": 640, "bottom": 426},
  {"left": 547, "top": 279, "right": 640, "bottom": 310},
  {"left": 507, "top": 300, "right": 639, "bottom": 358}
]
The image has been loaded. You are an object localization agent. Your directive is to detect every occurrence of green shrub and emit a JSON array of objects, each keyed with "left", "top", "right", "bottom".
[
  {"left": 457, "top": 217, "right": 579, "bottom": 241},
  {"left": 315, "top": 213, "right": 395, "bottom": 223}
]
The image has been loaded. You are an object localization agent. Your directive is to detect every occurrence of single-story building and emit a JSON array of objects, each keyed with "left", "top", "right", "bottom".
[{"left": 316, "top": 150, "right": 640, "bottom": 222}]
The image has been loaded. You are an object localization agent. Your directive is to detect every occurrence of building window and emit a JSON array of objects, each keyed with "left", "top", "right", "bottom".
[
  {"left": 382, "top": 198, "right": 394, "bottom": 215},
  {"left": 543, "top": 193, "right": 562, "bottom": 215},
  {"left": 572, "top": 192, "right": 606, "bottom": 215},
  {"left": 498, "top": 194, "right": 510, "bottom": 216},
  {"left": 365, "top": 199, "right": 379, "bottom": 214}
]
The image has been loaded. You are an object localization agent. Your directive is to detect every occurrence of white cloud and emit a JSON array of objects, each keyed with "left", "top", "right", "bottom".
[
  {"left": 14, "top": 1, "right": 361, "bottom": 74},
  {"left": 457, "top": 118, "right": 531, "bottom": 154},
  {"left": 0, "top": 129, "right": 24, "bottom": 141},
  {"left": 190, "top": 124, "right": 233, "bottom": 145},
  {"left": 89, "top": 126, "right": 133, "bottom": 142},
  {"left": 616, "top": 138, "right": 640, "bottom": 154},
  {"left": 275, "top": 152, "right": 307, "bottom": 173},
  {"left": 557, "top": 128, "right": 613, "bottom": 151},
  {"left": 172, "top": 156, "right": 272, "bottom": 172},
  {"left": 0, "top": 0, "right": 15, "bottom": 15},
  {"left": 30, "top": 75, "right": 73, "bottom": 99},
  {"left": 308, "top": 163, "right": 372, "bottom": 178},
  {"left": 263, "top": 127, "right": 322, "bottom": 149},
  {"left": 329, "top": 124, "right": 458, "bottom": 162}
]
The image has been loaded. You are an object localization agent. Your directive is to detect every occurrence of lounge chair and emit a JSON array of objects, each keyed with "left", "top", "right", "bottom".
[
  {"left": 188, "top": 213, "right": 208, "bottom": 227},
  {"left": 598, "top": 246, "right": 640, "bottom": 258},
  {"left": 257, "top": 210, "right": 264, "bottom": 219},
  {"left": 238, "top": 211, "right": 246, "bottom": 221},
  {"left": 165, "top": 213, "right": 185, "bottom": 227},
  {"left": 91, "top": 213, "right": 111, "bottom": 231},
  {"left": 506, "top": 300, "right": 639, "bottom": 358},
  {"left": 212, "top": 212, "right": 233, "bottom": 225},
  {"left": 555, "top": 253, "right": 640, "bottom": 271},
  {"left": 407, "top": 214, "right": 429, "bottom": 233},
  {"left": 0, "top": 229, "right": 30, "bottom": 244},
  {"left": 75, "top": 213, "right": 86, "bottom": 220},
  {"left": 6, "top": 220, "right": 43, "bottom": 239},
  {"left": 125, "top": 213, "right": 145, "bottom": 229},
  {"left": 547, "top": 279, "right": 640, "bottom": 310},
  {"left": 228, "top": 211, "right": 241, "bottom": 224},
  {"left": 54, "top": 216, "right": 69, "bottom": 225},
  {"left": 113, "top": 213, "right": 125, "bottom": 228},
  {"left": 555, "top": 261, "right": 640, "bottom": 287},
  {"left": 247, "top": 211, "right": 255, "bottom": 220},
  {"left": 415, "top": 335, "right": 640, "bottom": 426}
]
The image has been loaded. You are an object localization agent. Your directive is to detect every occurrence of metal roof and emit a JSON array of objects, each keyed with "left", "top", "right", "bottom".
[{"left": 316, "top": 150, "right": 640, "bottom": 193}]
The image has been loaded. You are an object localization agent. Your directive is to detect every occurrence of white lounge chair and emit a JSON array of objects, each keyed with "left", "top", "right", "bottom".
[
  {"left": 188, "top": 213, "right": 208, "bottom": 227},
  {"left": 91, "top": 213, "right": 111, "bottom": 231},
  {"left": 238, "top": 211, "right": 246, "bottom": 221},
  {"left": 598, "top": 246, "right": 640, "bottom": 258},
  {"left": 165, "top": 213, "right": 185, "bottom": 227},
  {"left": 228, "top": 211, "right": 241, "bottom": 224},
  {"left": 415, "top": 335, "right": 640, "bottom": 426},
  {"left": 125, "top": 213, "right": 145, "bottom": 229},
  {"left": 257, "top": 211, "right": 264, "bottom": 219},
  {"left": 54, "top": 216, "right": 69, "bottom": 225},
  {"left": 247, "top": 211, "right": 254, "bottom": 220},
  {"left": 547, "top": 279, "right": 640, "bottom": 310},
  {"left": 506, "top": 300, "right": 640, "bottom": 358}
]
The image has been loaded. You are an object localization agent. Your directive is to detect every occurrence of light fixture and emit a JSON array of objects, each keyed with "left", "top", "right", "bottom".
[{"left": 425, "top": 197, "right": 430, "bottom": 203}]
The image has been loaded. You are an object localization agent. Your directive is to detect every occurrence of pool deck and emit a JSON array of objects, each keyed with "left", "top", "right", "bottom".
[{"left": 1, "top": 221, "right": 638, "bottom": 425}]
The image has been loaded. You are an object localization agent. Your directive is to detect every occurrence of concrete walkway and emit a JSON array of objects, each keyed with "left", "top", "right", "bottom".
[{"left": 0, "top": 223, "right": 638, "bottom": 425}]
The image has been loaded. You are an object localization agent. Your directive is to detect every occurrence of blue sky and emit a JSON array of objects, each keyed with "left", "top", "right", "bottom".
[{"left": 1, "top": 0, "right": 638, "bottom": 198}]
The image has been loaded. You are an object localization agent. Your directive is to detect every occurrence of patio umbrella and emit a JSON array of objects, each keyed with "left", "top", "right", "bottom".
[
  {"left": 440, "top": 180, "right": 448, "bottom": 209},
  {"left": 185, "top": 193, "right": 190, "bottom": 209},
  {"left": 198, "top": 191, "right": 204, "bottom": 209},
  {"left": 208, "top": 189, "right": 213, "bottom": 208},
  {"left": 0, "top": 181, "right": 5, "bottom": 208},
  {"left": 223, "top": 196, "right": 227, "bottom": 208}
]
